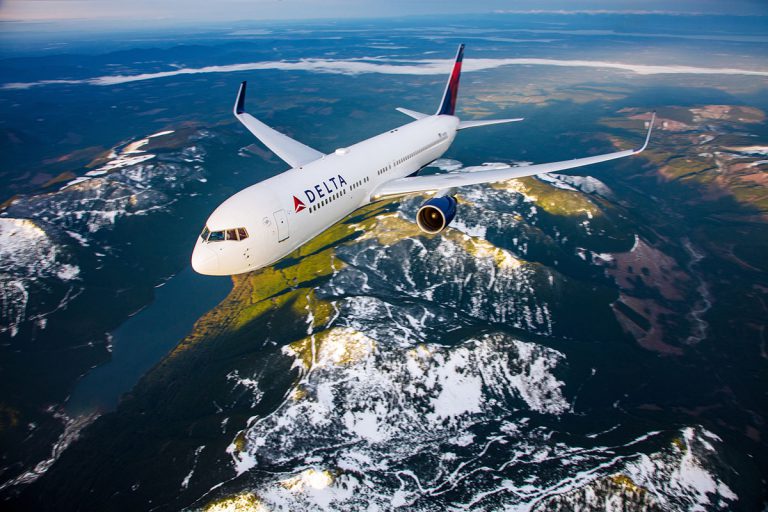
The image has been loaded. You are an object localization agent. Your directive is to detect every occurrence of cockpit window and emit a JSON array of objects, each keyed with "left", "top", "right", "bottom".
[
  {"left": 208, "top": 230, "right": 225, "bottom": 242},
  {"left": 201, "top": 226, "right": 248, "bottom": 242}
]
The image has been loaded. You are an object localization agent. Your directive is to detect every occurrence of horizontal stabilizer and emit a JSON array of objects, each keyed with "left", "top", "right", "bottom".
[
  {"left": 396, "top": 107, "right": 428, "bottom": 120},
  {"left": 234, "top": 81, "right": 324, "bottom": 168},
  {"left": 458, "top": 118, "right": 524, "bottom": 130}
]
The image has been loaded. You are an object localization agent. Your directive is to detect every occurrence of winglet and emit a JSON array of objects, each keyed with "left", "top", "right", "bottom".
[
  {"left": 635, "top": 111, "right": 655, "bottom": 153},
  {"left": 234, "top": 81, "right": 247, "bottom": 116},
  {"left": 436, "top": 43, "right": 465, "bottom": 116}
]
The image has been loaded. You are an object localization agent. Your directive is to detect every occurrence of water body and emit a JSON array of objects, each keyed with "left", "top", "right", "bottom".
[{"left": 65, "top": 266, "right": 232, "bottom": 416}]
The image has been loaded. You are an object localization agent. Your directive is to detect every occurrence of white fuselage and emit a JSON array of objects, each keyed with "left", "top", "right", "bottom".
[{"left": 191, "top": 115, "right": 459, "bottom": 275}]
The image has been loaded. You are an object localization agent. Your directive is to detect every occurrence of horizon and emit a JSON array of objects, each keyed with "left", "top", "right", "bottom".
[
  {"left": 1, "top": 10, "right": 767, "bottom": 41},
  {"left": 1, "top": 0, "right": 767, "bottom": 24}
]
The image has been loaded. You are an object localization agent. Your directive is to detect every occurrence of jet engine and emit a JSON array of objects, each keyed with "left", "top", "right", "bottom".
[{"left": 416, "top": 196, "right": 457, "bottom": 234}]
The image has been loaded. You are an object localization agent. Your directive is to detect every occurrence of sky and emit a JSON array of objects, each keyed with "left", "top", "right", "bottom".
[{"left": 1, "top": 0, "right": 766, "bottom": 22}]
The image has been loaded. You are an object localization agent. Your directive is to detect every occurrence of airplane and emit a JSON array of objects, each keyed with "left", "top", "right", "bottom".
[{"left": 192, "top": 44, "right": 654, "bottom": 276}]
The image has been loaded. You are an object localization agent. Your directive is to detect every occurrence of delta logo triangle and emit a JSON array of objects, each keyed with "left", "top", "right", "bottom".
[{"left": 293, "top": 195, "right": 306, "bottom": 213}]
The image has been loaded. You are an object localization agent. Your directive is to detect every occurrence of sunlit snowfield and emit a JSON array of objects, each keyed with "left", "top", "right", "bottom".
[{"left": 1, "top": 13, "right": 767, "bottom": 511}]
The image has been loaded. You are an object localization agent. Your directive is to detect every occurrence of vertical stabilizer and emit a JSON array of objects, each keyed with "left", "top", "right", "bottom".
[{"left": 436, "top": 43, "right": 465, "bottom": 116}]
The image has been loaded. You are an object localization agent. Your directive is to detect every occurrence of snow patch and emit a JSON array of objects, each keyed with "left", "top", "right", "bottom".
[{"left": 0, "top": 218, "right": 81, "bottom": 337}]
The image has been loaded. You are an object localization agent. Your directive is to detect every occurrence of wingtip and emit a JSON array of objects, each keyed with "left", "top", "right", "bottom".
[
  {"left": 234, "top": 81, "right": 247, "bottom": 115},
  {"left": 635, "top": 111, "right": 655, "bottom": 153}
]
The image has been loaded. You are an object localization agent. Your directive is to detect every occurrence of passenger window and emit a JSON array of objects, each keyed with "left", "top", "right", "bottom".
[
  {"left": 237, "top": 227, "right": 248, "bottom": 240},
  {"left": 208, "top": 230, "right": 225, "bottom": 242}
]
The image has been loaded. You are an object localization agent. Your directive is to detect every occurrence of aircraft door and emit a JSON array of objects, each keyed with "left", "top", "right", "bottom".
[{"left": 273, "top": 209, "right": 290, "bottom": 242}]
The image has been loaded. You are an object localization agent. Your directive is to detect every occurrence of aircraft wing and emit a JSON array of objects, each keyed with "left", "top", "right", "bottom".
[
  {"left": 234, "top": 81, "right": 324, "bottom": 168},
  {"left": 372, "top": 114, "right": 654, "bottom": 199}
]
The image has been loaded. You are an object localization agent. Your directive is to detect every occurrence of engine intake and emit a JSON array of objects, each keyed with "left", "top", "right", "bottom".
[{"left": 416, "top": 196, "right": 457, "bottom": 234}]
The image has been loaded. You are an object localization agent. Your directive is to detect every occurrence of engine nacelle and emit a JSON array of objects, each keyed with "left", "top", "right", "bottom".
[{"left": 416, "top": 196, "right": 457, "bottom": 234}]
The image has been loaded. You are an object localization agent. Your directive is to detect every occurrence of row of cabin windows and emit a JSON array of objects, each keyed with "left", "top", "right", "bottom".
[
  {"left": 394, "top": 136, "right": 446, "bottom": 166},
  {"left": 349, "top": 176, "right": 370, "bottom": 190},
  {"left": 309, "top": 188, "right": 349, "bottom": 213},
  {"left": 200, "top": 226, "right": 249, "bottom": 242},
  {"left": 376, "top": 164, "right": 392, "bottom": 176}
]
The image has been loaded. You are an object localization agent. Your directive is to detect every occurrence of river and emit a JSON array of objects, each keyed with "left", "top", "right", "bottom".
[{"left": 65, "top": 266, "right": 231, "bottom": 416}]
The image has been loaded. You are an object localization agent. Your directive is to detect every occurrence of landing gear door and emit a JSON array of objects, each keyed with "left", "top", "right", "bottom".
[{"left": 273, "top": 209, "right": 289, "bottom": 242}]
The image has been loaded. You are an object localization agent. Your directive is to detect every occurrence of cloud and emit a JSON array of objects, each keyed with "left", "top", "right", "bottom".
[
  {"left": 4, "top": 56, "right": 768, "bottom": 90},
  {"left": 493, "top": 9, "right": 753, "bottom": 16}
]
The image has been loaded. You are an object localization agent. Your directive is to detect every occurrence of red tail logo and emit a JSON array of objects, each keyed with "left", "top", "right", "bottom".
[{"left": 293, "top": 195, "right": 306, "bottom": 212}]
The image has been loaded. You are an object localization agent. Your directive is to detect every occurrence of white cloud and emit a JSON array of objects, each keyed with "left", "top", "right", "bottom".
[
  {"left": 4, "top": 56, "right": 768, "bottom": 90},
  {"left": 493, "top": 9, "right": 751, "bottom": 16}
]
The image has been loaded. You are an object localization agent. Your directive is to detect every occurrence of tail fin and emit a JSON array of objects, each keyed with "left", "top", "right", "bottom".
[{"left": 436, "top": 43, "right": 464, "bottom": 116}]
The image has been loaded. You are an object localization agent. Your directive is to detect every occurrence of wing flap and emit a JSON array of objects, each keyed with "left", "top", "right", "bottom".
[
  {"left": 372, "top": 114, "right": 655, "bottom": 199},
  {"left": 234, "top": 82, "right": 324, "bottom": 168}
]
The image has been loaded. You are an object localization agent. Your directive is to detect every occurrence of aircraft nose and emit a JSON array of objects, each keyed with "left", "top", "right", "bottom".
[{"left": 191, "top": 242, "right": 219, "bottom": 275}]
